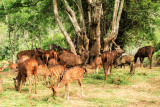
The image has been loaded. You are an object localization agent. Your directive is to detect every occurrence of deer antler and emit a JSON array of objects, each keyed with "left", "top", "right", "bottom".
[{"left": 112, "top": 40, "right": 120, "bottom": 48}]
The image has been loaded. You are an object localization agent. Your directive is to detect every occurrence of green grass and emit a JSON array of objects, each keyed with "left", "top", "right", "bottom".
[{"left": 0, "top": 66, "right": 160, "bottom": 106}]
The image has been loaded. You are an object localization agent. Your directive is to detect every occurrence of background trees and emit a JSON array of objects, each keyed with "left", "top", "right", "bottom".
[{"left": 0, "top": 0, "right": 159, "bottom": 63}]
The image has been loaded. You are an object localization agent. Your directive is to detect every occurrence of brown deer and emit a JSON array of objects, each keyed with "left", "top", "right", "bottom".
[
  {"left": 46, "top": 66, "right": 85, "bottom": 101},
  {"left": 89, "top": 56, "right": 102, "bottom": 74},
  {"left": 116, "top": 55, "right": 135, "bottom": 74},
  {"left": 134, "top": 46, "right": 155, "bottom": 69},
  {"left": 37, "top": 64, "right": 50, "bottom": 84},
  {"left": 17, "top": 55, "right": 30, "bottom": 68},
  {"left": 101, "top": 41, "right": 124, "bottom": 80},
  {"left": 48, "top": 58, "right": 58, "bottom": 68},
  {"left": 49, "top": 65, "right": 65, "bottom": 85},
  {"left": 13, "top": 58, "right": 38, "bottom": 94},
  {"left": 59, "top": 50, "right": 89, "bottom": 68},
  {"left": 8, "top": 61, "right": 17, "bottom": 75},
  {"left": 42, "top": 50, "right": 58, "bottom": 65},
  {"left": 0, "top": 63, "right": 7, "bottom": 72}
]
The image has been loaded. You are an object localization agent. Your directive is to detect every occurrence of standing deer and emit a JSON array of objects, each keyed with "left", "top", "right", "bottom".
[
  {"left": 101, "top": 41, "right": 124, "bottom": 80},
  {"left": 89, "top": 56, "right": 102, "bottom": 74},
  {"left": 13, "top": 59, "right": 38, "bottom": 94},
  {"left": 0, "top": 63, "right": 7, "bottom": 72},
  {"left": 8, "top": 61, "right": 17, "bottom": 75},
  {"left": 46, "top": 66, "right": 85, "bottom": 101},
  {"left": 134, "top": 46, "right": 155, "bottom": 69}
]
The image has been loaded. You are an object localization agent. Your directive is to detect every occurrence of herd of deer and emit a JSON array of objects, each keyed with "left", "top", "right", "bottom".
[{"left": 0, "top": 44, "right": 155, "bottom": 101}]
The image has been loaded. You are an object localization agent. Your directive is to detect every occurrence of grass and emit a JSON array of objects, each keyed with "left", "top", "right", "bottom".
[{"left": 0, "top": 66, "right": 160, "bottom": 106}]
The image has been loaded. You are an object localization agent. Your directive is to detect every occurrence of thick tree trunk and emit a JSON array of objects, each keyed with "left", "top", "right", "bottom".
[
  {"left": 103, "top": 0, "right": 124, "bottom": 51},
  {"left": 63, "top": 0, "right": 89, "bottom": 54},
  {"left": 87, "top": 0, "right": 103, "bottom": 63},
  {"left": 53, "top": 0, "right": 77, "bottom": 55}
]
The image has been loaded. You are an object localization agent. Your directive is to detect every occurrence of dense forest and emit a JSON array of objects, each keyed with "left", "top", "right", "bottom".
[{"left": 0, "top": 0, "right": 160, "bottom": 63}]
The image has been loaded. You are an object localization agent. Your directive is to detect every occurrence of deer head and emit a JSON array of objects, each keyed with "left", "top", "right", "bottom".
[{"left": 13, "top": 78, "right": 20, "bottom": 91}]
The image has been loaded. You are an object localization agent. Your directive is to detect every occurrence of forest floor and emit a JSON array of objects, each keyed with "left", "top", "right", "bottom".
[{"left": 0, "top": 66, "right": 160, "bottom": 107}]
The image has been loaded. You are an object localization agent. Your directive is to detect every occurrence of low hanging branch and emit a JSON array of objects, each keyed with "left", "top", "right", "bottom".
[
  {"left": 103, "top": 0, "right": 124, "bottom": 51},
  {"left": 53, "top": 0, "right": 77, "bottom": 55}
]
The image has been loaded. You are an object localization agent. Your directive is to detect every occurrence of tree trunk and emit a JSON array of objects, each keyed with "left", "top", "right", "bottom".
[
  {"left": 62, "top": 0, "right": 89, "bottom": 54},
  {"left": 53, "top": 0, "right": 77, "bottom": 55},
  {"left": 103, "top": 0, "right": 124, "bottom": 51},
  {"left": 3, "top": 4, "right": 13, "bottom": 62},
  {"left": 23, "top": 30, "right": 29, "bottom": 50},
  {"left": 87, "top": 0, "right": 103, "bottom": 63}
]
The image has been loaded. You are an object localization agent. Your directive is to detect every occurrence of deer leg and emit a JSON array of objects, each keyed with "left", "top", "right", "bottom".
[
  {"left": 79, "top": 78, "right": 85, "bottom": 97},
  {"left": 65, "top": 84, "right": 69, "bottom": 101},
  {"left": 148, "top": 56, "right": 152, "bottom": 69},
  {"left": 28, "top": 77, "right": 32, "bottom": 94},
  {"left": 109, "top": 65, "right": 112, "bottom": 78},
  {"left": 34, "top": 75, "right": 37, "bottom": 94},
  {"left": 19, "top": 76, "right": 26, "bottom": 93},
  {"left": 105, "top": 66, "right": 109, "bottom": 81},
  {"left": 46, "top": 75, "right": 49, "bottom": 85},
  {"left": 140, "top": 58, "right": 144, "bottom": 68},
  {"left": 96, "top": 66, "right": 99, "bottom": 74},
  {"left": 50, "top": 75, "right": 54, "bottom": 85}
]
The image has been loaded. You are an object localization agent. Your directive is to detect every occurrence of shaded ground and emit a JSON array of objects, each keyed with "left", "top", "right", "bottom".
[{"left": 0, "top": 66, "right": 160, "bottom": 107}]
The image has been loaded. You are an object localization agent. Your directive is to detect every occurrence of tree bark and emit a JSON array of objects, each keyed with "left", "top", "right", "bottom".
[
  {"left": 53, "top": 0, "right": 77, "bottom": 55},
  {"left": 23, "top": 30, "right": 29, "bottom": 50},
  {"left": 3, "top": 4, "right": 13, "bottom": 62},
  {"left": 103, "top": 0, "right": 124, "bottom": 51},
  {"left": 87, "top": 0, "right": 103, "bottom": 62},
  {"left": 63, "top": 0, "right": 89, "bottom": 54}
]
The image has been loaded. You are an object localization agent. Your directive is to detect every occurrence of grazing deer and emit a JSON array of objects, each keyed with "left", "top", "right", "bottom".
[
  {"left": 89, "top": 56, "right": 102, "bottom": 74},
  {"left": 8, "top": 61, "right": 17, "bottom": 75},
  {"left": 101, "top": 41, "right": 124, "bottom": 81},
  {"left": 13, "top": 59, "right": 38, "bottom": 94},
  {"left": 134, "top": 46, "right": 155, "bottom": 69},
  {"left": 49, "top": 65, "right": 65, "bottom": 85},
  {"left": 46, "top": 66, "right": 85, "bottom": 101}
]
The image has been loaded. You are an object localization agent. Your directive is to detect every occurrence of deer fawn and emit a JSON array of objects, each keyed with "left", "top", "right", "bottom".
[{"left": 46, "top": 66, "right": 86, "bottom": 101}]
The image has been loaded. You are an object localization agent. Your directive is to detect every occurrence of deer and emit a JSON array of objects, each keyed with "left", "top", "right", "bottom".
[
  {"left": 101, "top": 40, "right": 124, "bottom": 80},
  {"left": 0, "top": 63, "right": 7, "bottom": 72},
  {"left": 89, "top": 56, "right": 102, "bottom": 74},
  {"left": 116, "top": 55, "right": 135, "bottom": 74},
  {"left": 48, "top": 58, "right": 58, "bottom": 68},
  {"left": 37, "top": 64, "right": 50, "bottom": 84},
  {"left": 13, "top": 58, "right": 38, "bottom": 94},
  {"left": 134, "top": 46, "right": 155, "bottom": 69},
  {"left": 46, "top": 66, "right": 86, "bottom": 101},
  {"left": 8, "top": 61, "right": 17, "bottom": 75},
  {"left": 49, "top": 64, "right": 65, "bottom": 85}
]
